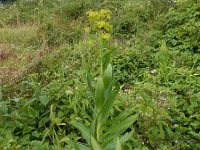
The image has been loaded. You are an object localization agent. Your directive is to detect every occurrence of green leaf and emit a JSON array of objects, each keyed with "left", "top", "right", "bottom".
[
  {"left": 104, "top": 131, "right": 134, "bottom": 150},
  {"left": 103, "top": 63, "right": 113, "bottom": 90},
  {"left": 102, "top": 50, "right": 111, "bottom": 72},
  {"left": 26, "top": 106, "right": 39, "bottom": 118},
  {"left": 77, "top": 143, "right": 90, "bottom": 150},
  {"left": 91, "top": 117, "right": 97, "bottom": 136},
  {"left": 32, "top": 82, "right": 41, "bottom": 97},
  {"left": 98, "top": 89, "right": 118, "bottom": 125},
  {"left": 87, "top": 72, "right": 95, "bottom": 97},
  {"left": 50, "top": 105, "right": 55, "bottom": 122},
  {"left": 74, "top": 140, "right": 80, "bottom": 150},
  {"left": 39, "top": 95, "right": 49, "bottom": 106},
  {"left": 67, "top": 141, "right": 90, "bottom": 150},
  {"left": 91, "top": 136, "right": 102, "bottom": 150},
  {"left": 38, "top": 117, "right": 50, "bottom": 128},
  {"left": 105, "top": 109, "right": 133, "bottom": 126},
  {"left": 0, "top": 101, "right": 8, "bottom": 114},
  {"left": 115, "top": 137, "right": 122, "bottom": 150},
  {"left": 95, "top": 77, "right": 105, "bottom": 112},
  {"left": 103, "top": 131, "right": 134, "bottom": 150},
  {"left": 120, "top": 130, "right": 134, "bottom": 145},
  {"left": 190, "top": 131, "right": 200, "bottom": 140},
  {"left": 159, "top": 123, "right": 165, "bottom": 140},
  {"left": 32, "top": 131, "right": 40, "bottom": 138},
  {"left": 103, "top": 115, "right": 137, "bottom": 139},
  {"left": 71, "top": 122, "right": 91, "bottom": 144}
]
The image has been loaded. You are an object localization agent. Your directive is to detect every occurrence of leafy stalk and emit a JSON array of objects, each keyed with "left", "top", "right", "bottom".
[{"left": 71, "top": 9, "right": 137, "bottom": 150}]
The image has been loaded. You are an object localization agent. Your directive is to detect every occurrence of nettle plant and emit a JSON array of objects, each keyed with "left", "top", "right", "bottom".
[{"left": 71, "top": 9, "right": 137, "bottom": 150}]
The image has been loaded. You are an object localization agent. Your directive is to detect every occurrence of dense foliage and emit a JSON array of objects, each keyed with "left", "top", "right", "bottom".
[{"left": 0, "top": 0, "right": 200, "bottom": 149}]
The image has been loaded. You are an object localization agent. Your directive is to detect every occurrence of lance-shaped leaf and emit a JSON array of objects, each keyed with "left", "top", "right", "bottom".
[
  {"left": 71, "top": 122, "right": 91, "bottom": 144},
  {"left": 103, "top": 63, "right": 113, "bottom": 92},
  {"left": 103, "top": 131, "right": 134, "bottom": 150},
  {"left": 103, "top": 115, "right": 138, "bottom": 140},
  {"left": 90, "top": 117, "right": 97, "bottom": 136},
  {"left": 68, "top": 141, "right": 90, "bottom": 150},
  {"left": 105, "top": 108, "right": 133, "bottom": 126},
  {"left": 115, "top": 137, "right": 122, "bottom": 150},
  {"left": 87, "top": 72, "right": 95, "bottom": 97},
  {"left": 95, "top": 77, "right": 105, "bottom": 112},
  {"left": 76, "top": 143, "right": 91, "bottom": 150},
  {"left": 119, "top": 130, "right": 134, "bottom": 145},
  {"left": 91, "top": 136, "right": 103, "bottom": 150},
  {"left": 102, "top": 50, "right": 111, "bottom": 72},
  {"left": 98, "top": 88, "right": 118, "bottom": 125}
]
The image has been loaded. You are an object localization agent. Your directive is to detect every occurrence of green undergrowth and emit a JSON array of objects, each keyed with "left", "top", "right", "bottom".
[{"left": 0, "top": 0, "right": 200, "bottom": 149}]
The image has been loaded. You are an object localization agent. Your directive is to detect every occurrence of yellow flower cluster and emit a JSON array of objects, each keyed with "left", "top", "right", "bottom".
[
  {"left": 85, "top": 9, "right": 112, "bottom": 40},
  {"left": 86, "top": 9, "right": 111, "bottom": 23},
  {"left": 95, "top": 21, "right": 112, "bottom": 32}
]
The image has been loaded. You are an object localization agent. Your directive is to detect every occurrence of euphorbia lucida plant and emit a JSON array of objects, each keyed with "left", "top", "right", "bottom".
[{"left": 71, "top": 9, "right": 137, "bottom": 150}]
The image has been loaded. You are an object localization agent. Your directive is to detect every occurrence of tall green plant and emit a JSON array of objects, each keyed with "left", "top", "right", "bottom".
[
  {"left": 157, "top": 41, "right": 170, "bottom": 84},
  {"left": 71, "top": 9, "right": 137, "bottom": 150}
]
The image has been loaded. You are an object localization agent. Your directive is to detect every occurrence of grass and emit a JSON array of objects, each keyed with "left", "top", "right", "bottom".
[
  {"left": 0, "top": 0, "right": 200, "bottom": 149},
  {"left": 0, "top": 23, "right": 47, "bottom": 84}
]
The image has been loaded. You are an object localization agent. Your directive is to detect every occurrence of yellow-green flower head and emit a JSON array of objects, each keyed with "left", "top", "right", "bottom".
[
  {"left": 99, "top": 9, "right": 111, "bottom": 20},
  {"left": 95, "top": 21, "right": 112, "bottom": 32},
  {"left": 86, "top": 10, "right": 100, "bottom": 23},
  {"left": 100, "top": 33, "right": 111, "bottom": 40},
  {"left": 85, "top": 9, "right": 112, "bottom": 40},
  {"left": 86, "top": 9, "right": 111, "bottom": 23}
]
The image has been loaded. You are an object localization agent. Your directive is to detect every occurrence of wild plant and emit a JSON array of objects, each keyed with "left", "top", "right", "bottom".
[
  {"left": 71, "top": 9, "right": 137, "bottom": 150},
  {"left": 157, "top": 41, "right": 170, "bottom": 84}
]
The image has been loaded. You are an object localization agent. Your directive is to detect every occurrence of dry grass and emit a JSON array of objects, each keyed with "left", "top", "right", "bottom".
[{"left": 0, "top": 24, "right": 49, "bottom": 84}]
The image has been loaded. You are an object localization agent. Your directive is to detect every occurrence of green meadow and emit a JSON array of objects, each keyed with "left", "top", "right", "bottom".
[{"left": 0, "top": 0, "right": 200, "bottom": 149}]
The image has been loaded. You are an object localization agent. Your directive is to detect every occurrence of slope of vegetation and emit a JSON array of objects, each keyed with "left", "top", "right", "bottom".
[{"left": 0, "top": 0, "right": 200, "bottom": 149}]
